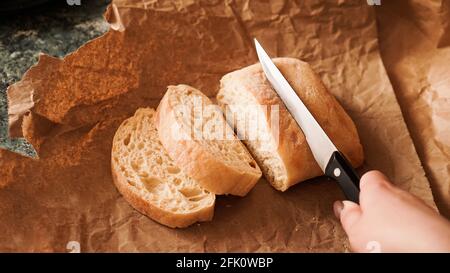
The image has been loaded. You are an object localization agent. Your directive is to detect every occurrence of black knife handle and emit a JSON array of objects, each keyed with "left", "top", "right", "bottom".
[{"left": 325, "top": 151, "right": 360, "bottom": 203}]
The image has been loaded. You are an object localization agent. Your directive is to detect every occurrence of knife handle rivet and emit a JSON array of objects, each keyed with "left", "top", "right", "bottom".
[{"left": 333, "top": 168, "right": 341, "bottom": 177}]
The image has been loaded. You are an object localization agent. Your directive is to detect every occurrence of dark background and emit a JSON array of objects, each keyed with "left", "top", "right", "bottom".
[{"left": 0, "top": 0, "right": 110, "bottom": 155}]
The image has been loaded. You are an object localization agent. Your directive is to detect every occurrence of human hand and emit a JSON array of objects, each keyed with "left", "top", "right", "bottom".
[{"left": 334, "top": 170, "right": 450, "bottom": 253}]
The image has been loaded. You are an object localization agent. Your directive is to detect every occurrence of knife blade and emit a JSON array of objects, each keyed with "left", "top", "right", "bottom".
[{"left": 254, "top": 39, "right": 360, "bottom": 203}]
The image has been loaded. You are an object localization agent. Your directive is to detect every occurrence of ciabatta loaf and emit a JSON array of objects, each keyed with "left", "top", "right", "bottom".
[
  {"left": 155, "top": 85, "right": 262, "bottom": 196},
  {"left": 111, "top": 108, "right": 215, "bottom": 228},
  {"left": 217, "top": 58, "right": 364, "bottom": 191}
]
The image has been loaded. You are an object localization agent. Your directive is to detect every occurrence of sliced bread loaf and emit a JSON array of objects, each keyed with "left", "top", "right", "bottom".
[
  {"left": 111, "top": 108, "right": 215, "bottom": 228},
  {"left": 155, "top": 84, "right": 262, "bottom": 196},
  {"left": 217, "top": 58, "right": 364, "bottom": 191}
]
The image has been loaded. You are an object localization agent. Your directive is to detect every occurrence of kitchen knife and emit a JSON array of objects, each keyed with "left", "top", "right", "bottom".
[{"left": 254, "top": 39, "right": 360, "bottom": 203}]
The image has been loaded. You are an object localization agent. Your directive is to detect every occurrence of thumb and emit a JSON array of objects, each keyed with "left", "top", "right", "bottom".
[{"left": 334, "top": 200, "right": 362, "bottom": 233}]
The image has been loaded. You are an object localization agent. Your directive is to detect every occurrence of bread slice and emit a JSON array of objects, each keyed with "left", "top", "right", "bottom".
[
  {"left": 155, "top": 84, "right": 262, "bottom": 196},
  {"left": 217, "top": 58, "right": 364, "bottom": 191},
  {"left": 111, "top": 108, "right": 215, "bottom": 228}
]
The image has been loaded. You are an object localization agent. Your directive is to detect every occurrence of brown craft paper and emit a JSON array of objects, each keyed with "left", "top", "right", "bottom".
[
  {"left": 376, "top": 0, "right": 450, "bottom": 217},
  {"left": 0, "top": 0, "right": 435, "bottom": 252}
]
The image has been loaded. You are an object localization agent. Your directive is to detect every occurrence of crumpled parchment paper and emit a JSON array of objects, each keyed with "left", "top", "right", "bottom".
[
  {"left": 376, "top": 0, "right": 450, "bottom": 217},
  {"left": 0, "top": 0, "right": 436, "bottom": 252}
]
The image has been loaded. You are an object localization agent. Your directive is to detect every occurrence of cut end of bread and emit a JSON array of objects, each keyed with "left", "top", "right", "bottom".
[
  {"left": 111, "top": 108, "right": 215, "bottom": 228},
  {"left": 217, "top": 83, "right": 289, "bottom": 191}
]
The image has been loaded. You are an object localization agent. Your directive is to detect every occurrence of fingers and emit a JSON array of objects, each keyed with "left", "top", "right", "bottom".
[
  {"left": 360, "top": 170, "right": 391, "bottom": 191},
  {"left": 359, "top": 170, "right": 395, "bottom": 207},
  {"left": 333, "top": 170, "right": 390, "bottom": 251},
  {"left": 334, "top": 200, "right": 362, "bottom": 232},
  {"left": 333, "top": 200, "right": 344, "bottom": 219},
  {"left": 334, "top": 170, "right": 389, "bottom": 221}
]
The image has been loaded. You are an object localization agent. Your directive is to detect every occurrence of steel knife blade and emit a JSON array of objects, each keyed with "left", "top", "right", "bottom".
[{"left": 254, "top": 39, "right": 360, "bottom": 203}]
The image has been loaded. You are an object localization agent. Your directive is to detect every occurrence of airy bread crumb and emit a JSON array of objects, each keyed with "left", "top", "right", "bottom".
[
  {"left": 155, "top": 84, "right": 262, "bottom": 196},
  {"left": 111, "top": 108, "right": 215, "bottom": 228}
]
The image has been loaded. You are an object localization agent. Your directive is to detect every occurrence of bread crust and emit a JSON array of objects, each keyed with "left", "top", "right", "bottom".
[
  {"left": 218, "top": 58, "right": 364, "bottom": 191},
  {"left": 111, "top": 109, "right": 215, "bottom": 228},
  {"left": 155, "top": 85, "right": 262, "bottom": 196}
]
